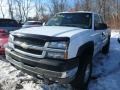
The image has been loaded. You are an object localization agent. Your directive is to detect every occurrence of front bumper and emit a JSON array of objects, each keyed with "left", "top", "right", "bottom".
[{"left": 5, "top": 46, "right": 78, "bottom": 84}]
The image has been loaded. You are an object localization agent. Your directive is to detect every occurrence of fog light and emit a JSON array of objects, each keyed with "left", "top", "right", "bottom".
[
  {"left": 61, "top": 67, "right": 78, "bottom": 78},
  {"left": 46, "top": 52, "right": 65, "bottom": 59}
]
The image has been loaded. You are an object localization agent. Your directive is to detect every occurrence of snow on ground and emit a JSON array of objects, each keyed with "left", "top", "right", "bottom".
[
  {"left": 89, "top": 32, "right": 120, "bottom": 90},
  {"left": 0, "top": 31, "right": 120, "bottom": 90}
]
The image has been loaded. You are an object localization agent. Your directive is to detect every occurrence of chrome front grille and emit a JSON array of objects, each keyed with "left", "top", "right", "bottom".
[
  {"left": 14, "top": 45, "right": 42, "bottom": 55},
  {"left": 14, "top": 36, "right": 46, "bottom": 47},
  {"left": 12, "top": 36, "right": 47, "bottom": 58}
]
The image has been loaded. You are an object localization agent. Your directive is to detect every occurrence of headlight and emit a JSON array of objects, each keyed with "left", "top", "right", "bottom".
[
  {"left": 48, "top": 41, "right": 68, "bottom": 49},
  {"left": 46, "top": 52, "right": 65, "bottom": 59},
  {"left": 46, "top": 41, "right": 69, "bottom": 59}
]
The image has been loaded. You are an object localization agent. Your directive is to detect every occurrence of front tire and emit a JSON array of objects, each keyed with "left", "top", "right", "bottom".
[
  {"left": 118, "top": 38, "right": 120, "bottom": 43},
  {"left": 102, "top": 36, "right": 110, "bottom": 54},
  {"left": 70, "top": 50, "right": 93, "bottom": 90}
]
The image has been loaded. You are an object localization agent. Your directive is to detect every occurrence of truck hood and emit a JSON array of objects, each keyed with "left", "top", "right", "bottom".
[{"left": 14, "top": 26, "right": 86, "bottom": 38}]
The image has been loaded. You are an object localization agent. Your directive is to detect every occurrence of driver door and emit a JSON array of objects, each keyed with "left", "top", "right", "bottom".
[{"left": 94, "top": 14, "right": 107, "bottom": 54}]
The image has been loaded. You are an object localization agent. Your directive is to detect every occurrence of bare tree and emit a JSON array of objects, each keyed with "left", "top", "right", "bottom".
[
  {"left": 50, "top": 0, "right": 59, "bottom": 15},
  {"left": 7, "top": 0, "right": 14, "bottom": 19},
  {"left": 14, "top": 0, "right": 23, "bottom": 21},
  {"left": 116, "top": 0, "right": 120, "bottom": 28},
  {"left": 83, "top": 0, "right": 92, "bottom": 11},
  {"left": 99, "top": 0, "right": 107, "bottom": 19},
  {"left": 95, "top": 0, "right": 120, "bottom": 28},
  {"left": 13, "top": 0, "right": 32, "bottom": 22},
  {"left": 74, "top": 0, "right": 81, "bottom": 11},
  {"left": 35, "top": 0, "right": 46, "bottom": 20},
  {"left": 22, "top": 0, "right": 32, "bottom": 21},
  {"left": 73, "top": 0, "right": 92, "bottom": 11},
  {"left": 58, "top": 0, "right": 68, "bottom": 12},
  {"left": 49, "top": 0, "right": 68, "bottom": 15},
  {"left": 0, "top": 0, "right": 5, "bottom": 18}
]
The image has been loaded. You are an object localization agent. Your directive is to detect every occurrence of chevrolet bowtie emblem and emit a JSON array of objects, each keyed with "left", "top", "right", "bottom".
[{"left": 21, "top": 42, "right": 28, "bottom": 49}]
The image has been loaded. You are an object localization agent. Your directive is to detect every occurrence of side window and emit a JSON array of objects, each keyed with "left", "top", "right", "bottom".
[
  {"left": 99, "top": 15, "right": 104, "bottom": 23},
  {"left": 94, "top": 14, "right": 103, "bottom": 30},
  {"left": 94, "top": 14, "right": 107, "bottom": 30},
  {"left": 94, "top": 14, "right": 101, "bottom": 25}
]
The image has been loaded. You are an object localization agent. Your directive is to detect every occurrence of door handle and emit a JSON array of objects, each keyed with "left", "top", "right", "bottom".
[
  {"left": 102, "top": 32, "right": 105, "bottom": 35},
  {"left": 102, "top": 32, "right": 106, "bottom": 36}
]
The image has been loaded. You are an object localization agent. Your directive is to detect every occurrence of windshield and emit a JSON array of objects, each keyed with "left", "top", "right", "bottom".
[{"left": 46, "top": 13, "right": 92, "bottom": 29}]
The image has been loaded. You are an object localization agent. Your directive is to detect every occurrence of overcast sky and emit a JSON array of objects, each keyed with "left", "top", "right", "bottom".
[
  {"left": 0, "top": 0, "right": 37, "bottom": 18},
  {"left": 0, "top": 0, "right": 75, "bottom": 18}
]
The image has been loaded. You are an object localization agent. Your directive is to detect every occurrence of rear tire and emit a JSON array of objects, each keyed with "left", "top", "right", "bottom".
[
  {"left": 70, "top": 49, "right": 93, "bottom": 90},
  {"left": 102, "top": 36, "right": 110, "bottom": 54}
]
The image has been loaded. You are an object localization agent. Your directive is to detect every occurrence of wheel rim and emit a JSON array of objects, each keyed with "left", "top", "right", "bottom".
[{"left": 84, "top": 64, "right": 91, "bottom": 83}]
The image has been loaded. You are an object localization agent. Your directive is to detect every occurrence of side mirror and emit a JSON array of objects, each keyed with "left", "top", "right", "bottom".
[{"left": 95, "top": 23, "right": 108, "bottom": 30}]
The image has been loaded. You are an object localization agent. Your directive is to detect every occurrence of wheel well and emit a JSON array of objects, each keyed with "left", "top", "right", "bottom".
[
  {"left": 77, "top": 41, "right": 94, "bottom": 59},
  {"left": 70, "top": 42, "right": 94, "bottom": 87}
]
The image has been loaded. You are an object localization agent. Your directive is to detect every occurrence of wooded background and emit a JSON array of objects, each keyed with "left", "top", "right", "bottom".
[{"left": 0, "top": 0, "right": 120, "bottom": 29}]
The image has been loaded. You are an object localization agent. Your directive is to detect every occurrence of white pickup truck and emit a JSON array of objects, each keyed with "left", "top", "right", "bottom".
[{"left": 5, "top": 11, "right": 111, "bottom": 89}]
